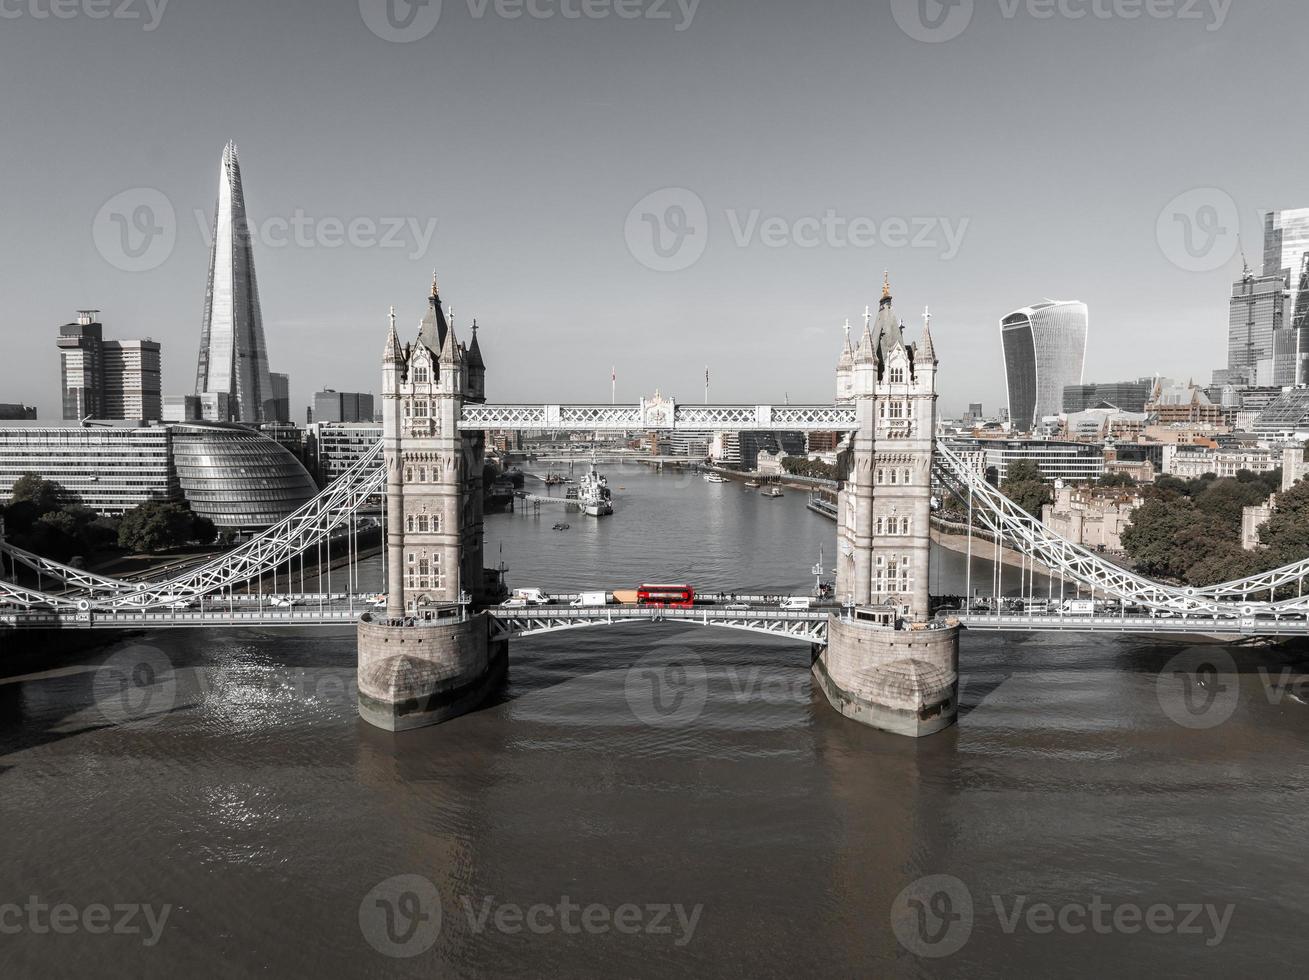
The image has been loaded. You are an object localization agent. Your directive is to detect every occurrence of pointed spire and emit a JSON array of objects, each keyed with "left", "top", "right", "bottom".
[
  {"left": 440, "top": 307, "right": 462, "bottom": 365},
  {"left": 919, "top": 305, "right": 937, "bottom": 363},
  {"left": 467, "top": 316, "right": 485, "bottom": 369},
  {"left": 419, "top": 272, "right": 449, "bottom": 352},
  {"left": 881, "top": 271, "right": 892, "bottom": 306},
  {"left": 383, "top": 305, "right": 403, "bottom": 363},
  {"left": 838, "top": 318, "right": 855, "bottom": 368}
]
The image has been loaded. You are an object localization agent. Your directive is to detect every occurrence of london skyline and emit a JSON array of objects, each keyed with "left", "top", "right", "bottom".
[{"left": 1, "top": 0, "right": 1305, "bottom": 420}]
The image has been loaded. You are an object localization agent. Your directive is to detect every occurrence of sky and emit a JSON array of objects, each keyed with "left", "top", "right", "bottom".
[{"left": 0, "top": 0, "right": 1303, "bottom": 420}]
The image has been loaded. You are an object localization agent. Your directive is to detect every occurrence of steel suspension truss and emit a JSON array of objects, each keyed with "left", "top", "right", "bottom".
[
  {"left": 933, "top": 442, "right": 1309, "bottom": 619},
  {"left": 91, "top": 441, "right": 384, "bottom": 610},
  {"left": 489, "top": 606, "right": 830, "bottom": 643}
]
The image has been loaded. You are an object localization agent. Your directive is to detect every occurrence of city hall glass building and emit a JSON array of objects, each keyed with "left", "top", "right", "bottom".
[
  {"left": 0, "top": 422, "right": 315, "bottom": 530},
  {"left": 1001, "top": 300, "right": 1088, "bottom": 432}
]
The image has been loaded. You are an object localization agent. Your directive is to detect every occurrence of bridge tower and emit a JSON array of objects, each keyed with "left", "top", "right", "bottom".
[
  {"left": 357, "top": 276, "right": 506, "bottom": 732},
  {"left": 816, "top": 275, "right": 959, "bottom": 737}
]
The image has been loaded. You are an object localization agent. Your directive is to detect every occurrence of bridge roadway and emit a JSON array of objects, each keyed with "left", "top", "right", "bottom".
[{"left": 4, "top": 589, "right": 1308, "bottom": 638}]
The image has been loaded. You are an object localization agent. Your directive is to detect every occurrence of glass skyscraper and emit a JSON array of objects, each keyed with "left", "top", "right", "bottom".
[
  {"left": 1263, "top": 209, "right": 1309, "bottom": 384},
  {"left": 1226, "top": 266, "right": 1287, "bottom": 386},
  {"left": 194, "top": 141, "right": 274, "bottom": 423},
  {"left": 1000, "top": 300, "right": 1088, "bottom": 432}
]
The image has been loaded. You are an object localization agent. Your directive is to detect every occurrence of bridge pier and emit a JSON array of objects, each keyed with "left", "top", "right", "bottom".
[
  {"left": 357, "top": 611, "right": 507, "bottom": 732},
  {"left": 812, "top": 613, "right": 959, "bottom": 737}
]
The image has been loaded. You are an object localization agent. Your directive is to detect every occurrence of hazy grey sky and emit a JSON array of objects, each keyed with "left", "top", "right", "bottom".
[{"left": 0, "top": 0, "right": 1301, "bottom": 419}]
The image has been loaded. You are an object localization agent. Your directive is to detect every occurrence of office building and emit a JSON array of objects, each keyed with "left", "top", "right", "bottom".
[
  {"left": 962, "top": 438, "right": 1104, "bottom": 483},
  {"left": 0, "top": 404, "right": 36, "bottom": 420},
  {"left": 305, "top": 421, "right": 382, "bottom": 486},
  {"left": 269, "top": 372, "right": 291, "bottom": 424},
  {"left": 1225, "top": 265, "right": 1290, "bottom": 386},
  {"left": 736, "top": 431, "right": 806, "bottom": 470},
  {"left": 163, "top": 395, "right": 202, "bottom": 422},
  {"left": 194, "top": 141, "right": 276, "bottom": 422},
  {"left": 1253, "top": 388, "right": 1309, "bottom": 440},
  {"left": 0, "top": 421, "right": 315, "bottom": 530},
  {"left": 1000, "top": 300, "right": 1088, "bottom": 432},
  {"left": 56, "top": 311, "right": 161, "bottom": 421},
  {"left": 313, "top": 389, "right": 375, "bottom": 424},
  {"left": 1264, "top": 209, "right": 1309, "bottom": 383},
  {"left": 1062, "top": 379, "right": 1154, "bottom": 414}
]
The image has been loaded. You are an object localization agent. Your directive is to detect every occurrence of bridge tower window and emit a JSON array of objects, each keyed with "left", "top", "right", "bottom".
[
  {"left": 889, "top": 367, "right": 905, "bottom": 384},
  {"left": 413, "top": 366, "right": 429, "bottom": 384}
]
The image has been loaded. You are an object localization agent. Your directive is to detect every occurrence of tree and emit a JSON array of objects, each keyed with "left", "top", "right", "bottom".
[
  {"left": 1001, "top": 460, "right": 1053, "bottom": 517},
  {"left": 1257, "top": 482, "right": 1309, "bottom": 568},
  {"left": 7, "top": 472, "right": 65, "bottom": 513},
  {"left": 117, "top": 501, "right": 215, "bottom": 553}
]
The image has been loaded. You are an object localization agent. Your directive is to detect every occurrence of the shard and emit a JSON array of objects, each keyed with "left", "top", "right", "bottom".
[{"left": 194, "top": 141, "right": 273, "bottom": 423}]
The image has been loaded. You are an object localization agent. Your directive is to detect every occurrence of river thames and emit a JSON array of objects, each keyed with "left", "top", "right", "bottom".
[{"left": 2, "top": 462, "right": 1307, "bottom": 977}]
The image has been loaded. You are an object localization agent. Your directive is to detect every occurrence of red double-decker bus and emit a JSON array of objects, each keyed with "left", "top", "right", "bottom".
[{"left": 636, "top": 583, "right": 695, "bottom": 607}]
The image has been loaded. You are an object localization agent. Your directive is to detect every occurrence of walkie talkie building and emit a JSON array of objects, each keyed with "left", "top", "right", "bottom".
[
  {"left": 1001, "top": 300, "right": 1088, "bottom": 432},
  {"left": 194, "top": 141, "right": 274, "bottom": 423}
]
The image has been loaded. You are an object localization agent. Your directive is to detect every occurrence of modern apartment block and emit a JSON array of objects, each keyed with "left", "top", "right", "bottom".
[{"left": 56, "top": 311, "right": 161, "bottom": 421}]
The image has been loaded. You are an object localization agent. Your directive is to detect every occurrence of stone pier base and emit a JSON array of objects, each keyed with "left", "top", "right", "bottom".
[
  {"left": 812, "top": 613, "right": 959, "bottom": 737},
  {"left": 357, "top": 611, "right": 507, "bottom": 732}
]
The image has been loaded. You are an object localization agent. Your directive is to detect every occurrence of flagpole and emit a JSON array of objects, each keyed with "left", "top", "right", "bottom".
[{"left": 611, "top": 366, "right": 616, "bottom": 406}]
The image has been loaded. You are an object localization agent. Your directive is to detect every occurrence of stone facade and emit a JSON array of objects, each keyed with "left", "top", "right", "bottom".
[
  {"left": 813, "top": 615, "right": 959, "bottom": 737},
  {"left": 822, "top": 277, "right": 959, "bottom": 738},
  {"left": 835, "top": 277, "right": 936, "bottom": 622},
  {"left": 357, "top": 612, "right": 507, "bottom": 731},
  {"left": 360, "top": 276, "right": 498, "bottom": 733},
  {"left": 1042, "top": 484, "right": 1142, "bottom": 553}
]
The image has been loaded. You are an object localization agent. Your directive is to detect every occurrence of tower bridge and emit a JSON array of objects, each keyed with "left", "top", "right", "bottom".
[{"left": 5, "top": 274, "right": 1309, "bottom": 738}]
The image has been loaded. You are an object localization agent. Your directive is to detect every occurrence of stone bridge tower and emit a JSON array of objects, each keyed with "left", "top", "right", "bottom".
[
  {"left": 359, "top": 276, "right": 505, "bottom": 732},
  {"left": 817, "top": 275, "right": 959, "bottom": 738}
]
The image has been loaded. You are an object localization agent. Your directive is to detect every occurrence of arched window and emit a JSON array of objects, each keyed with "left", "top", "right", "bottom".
[
  {"left": 414, "top": 366, "right": 429, "bottom": 384},
  {"left": 876, "top": 469, "right": 884, "bottom": 484},
  {"left": 876, "top": 516, "right": 884, "bottom": 535},
  {"left": 889, "top": 367, "right": 905, "bottom": 384},
  {"left": 902, "top": 468, "right": 911, "bottom": 484},
  {"left": 889, "top": 469, "right": 898, "bottom": 485},
  {"left": 901, "top": 517, "right": 911, "bottom": 535},
  {"left": 406, "top": 516, "right": 414, "bottom": 532}
]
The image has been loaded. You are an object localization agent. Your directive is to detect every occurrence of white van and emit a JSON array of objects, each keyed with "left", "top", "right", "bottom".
[
  {"left": 570, "top": 592, "right": 608, "bottom": 607},
  {"left": 512, "top": 588, "right": 550, "bottom": 605},
  {"left": 779, "top": 596, "right": 812, "bottom": 611}
]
